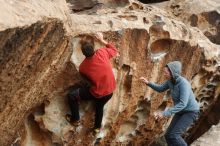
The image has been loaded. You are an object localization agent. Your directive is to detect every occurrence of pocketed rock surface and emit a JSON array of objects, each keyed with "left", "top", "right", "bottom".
[{"left": 0, "top": 0, "right": 219, "bottom": 146}]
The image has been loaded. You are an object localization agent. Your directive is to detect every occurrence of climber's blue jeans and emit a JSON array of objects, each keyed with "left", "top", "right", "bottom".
[{"left": 164, "top": 111, "right": 199, "bottom": 146}]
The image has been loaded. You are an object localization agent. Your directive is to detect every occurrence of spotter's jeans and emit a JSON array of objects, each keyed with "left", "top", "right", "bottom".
[{"left": 164, "top": 111, "right": 199, "bottom": 146}]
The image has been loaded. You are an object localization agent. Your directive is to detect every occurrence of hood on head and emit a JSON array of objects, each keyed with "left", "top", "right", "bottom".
[{"left": 166, "top": 61, "right": 182, "bottom": 79}]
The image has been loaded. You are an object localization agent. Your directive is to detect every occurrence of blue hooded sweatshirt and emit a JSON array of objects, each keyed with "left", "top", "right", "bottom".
[{"left": 148, "top": 61, "right": 199, "bottom": 117}]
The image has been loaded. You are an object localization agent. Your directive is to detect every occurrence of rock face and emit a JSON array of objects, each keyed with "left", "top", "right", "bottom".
[
  {"left": 192, "top": 122, "right": 220, "bottom": 146},
  {"left": 153, "top": 0, "right": 220, "bottom": 45},
  {"left": 0, "top": 0, "right": 74, "bottom": 145},
  {"left": 153, "top": 0, "right": 220, "bottom": 144},
  {"left": 67, "top": 0, "right": 129, "bottom": 12},
  {"left": 0, "top": 0, "right": 219, "bottom": 146}
]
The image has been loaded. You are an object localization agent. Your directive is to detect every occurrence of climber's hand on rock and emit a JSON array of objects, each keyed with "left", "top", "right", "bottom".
[
  {"left": 95, "top": 32, "right": 107, "bottom": 45},
  {"left": 139, "top": 77, "right": 149, "bottom": 84},
  {"left": 154, "top": 112, "right": 164, "bottom": 121},
  {"left": 95, "top": 32, "right": 104, "bottom": 41}
]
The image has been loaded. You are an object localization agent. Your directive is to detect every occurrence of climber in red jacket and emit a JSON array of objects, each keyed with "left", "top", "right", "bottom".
[{"left": 66, "top": 33, "right": 118, "bottom": 133}]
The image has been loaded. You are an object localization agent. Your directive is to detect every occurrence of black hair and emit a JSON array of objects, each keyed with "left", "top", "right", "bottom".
[{"left": 81, "top": 43, "right": 95, "bottom": 57}]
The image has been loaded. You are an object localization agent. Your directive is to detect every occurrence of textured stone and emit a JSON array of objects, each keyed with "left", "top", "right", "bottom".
[
  {"left": 192, "top": 122, "right": 220, "bottom": 146},
  {"left": 0, "top": 0, "right": 219, "bottom": 146},
  {"left": 153, "top": 0, "right": 220, "bottom": 45}
]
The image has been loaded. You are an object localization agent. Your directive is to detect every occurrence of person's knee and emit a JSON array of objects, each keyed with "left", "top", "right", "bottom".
[
  {"left": 165, "top": 133, "right": 187, "bottom": 146},
  {"left": 165, "top": 132, "right": 177, "bottom": 140},
  {"left": 67, "top": 88, "right": 79, "bottom": 101}
]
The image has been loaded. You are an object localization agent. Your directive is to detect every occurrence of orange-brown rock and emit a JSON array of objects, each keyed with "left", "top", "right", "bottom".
[
  {"left": 153, "top": 0, "right": 220, "bottom": 45},
  {"left": 0, "top": 0, "right": 219, "bottom": 146}
]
